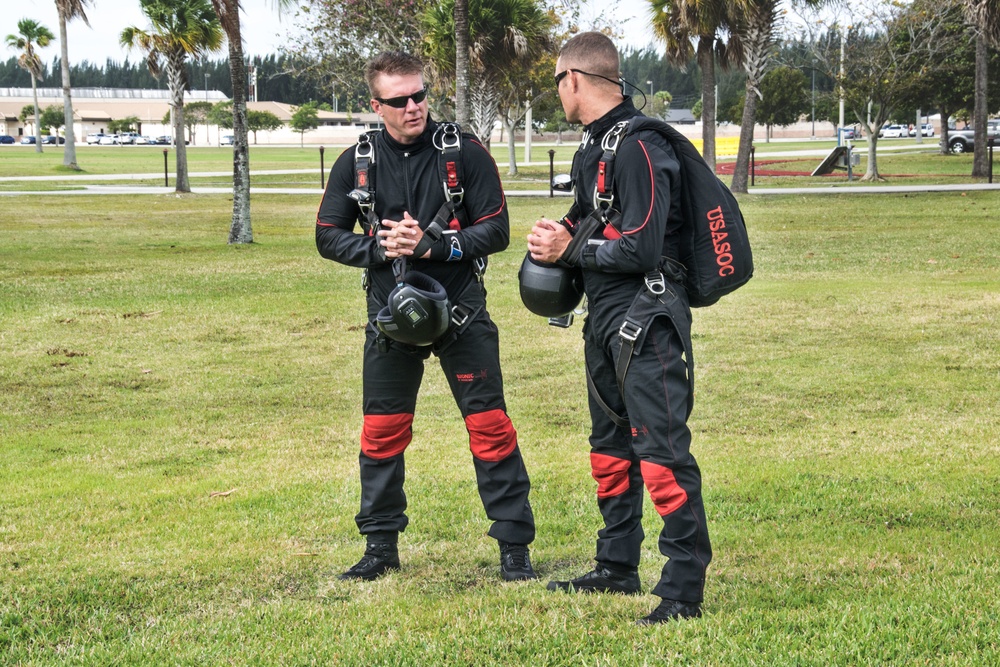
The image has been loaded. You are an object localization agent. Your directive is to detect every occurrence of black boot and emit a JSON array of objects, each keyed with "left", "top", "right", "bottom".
[
  {"left": 636, "top": 598, "right": 702, "bottom": 625},
  {"left": 546, "top": 564, "right": 641, "bottom": 595},
  {"left": 499, "top": 542, "right": 538, "bottom": 581},
  {"left": 339, "top": 542, "right": 400, "bottom": 581}
]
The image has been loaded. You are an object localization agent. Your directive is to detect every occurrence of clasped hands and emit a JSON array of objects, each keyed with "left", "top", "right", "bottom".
[
  {"left": 378, "top": 212, "right": 429, "bottom": 259},
  {"left": 527, "top": 218, "right": 572, "bottom": 264}
]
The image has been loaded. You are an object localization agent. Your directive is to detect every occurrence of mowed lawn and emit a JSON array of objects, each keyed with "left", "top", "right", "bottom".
[{"left": 1, "top": 191, "right": 998, "bottom": 665}]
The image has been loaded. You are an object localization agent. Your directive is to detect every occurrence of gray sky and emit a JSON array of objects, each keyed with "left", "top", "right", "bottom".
[{"left": 6, "top": 0, "right": 656, "bottom": 67}]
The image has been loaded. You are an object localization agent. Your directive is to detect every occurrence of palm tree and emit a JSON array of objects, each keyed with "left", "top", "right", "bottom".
[
  {"left": 121, "top": 0, "right": 223, "bottom": 193},
  {"left": 650, "top": 0, "right": 740, "bottom": 172},
  {"left": 964, "top": 0, "right": 1000, "bottom": 177},
  {"left": 55, "top": 0, "right": 93, "bottom": 170},
  {"left": 5, "top": 19, "right": 55, "bottom": 154},
  {"left": 728, "top": 0, "right": 779, "bottom": 193},
  {"left": 455, "top": 0, "right": 471, "bottom": 126},
  {"left": 210, "top": 0, "right": 292, "bottom": 245},
  {"left": 422, "top": 0, "right": 553, "bottom": 146}
]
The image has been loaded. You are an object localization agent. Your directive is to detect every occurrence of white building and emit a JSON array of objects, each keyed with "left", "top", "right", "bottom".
[{"left": 0, "top": 87, "right": 383, "bottom": 144}]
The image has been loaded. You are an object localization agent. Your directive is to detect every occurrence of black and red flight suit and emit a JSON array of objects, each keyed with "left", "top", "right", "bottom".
[
  {"left": 562, "top": 99, "right": 712, "bottom": 603},
  {"left": 315, "top": 119, "right": 535, "bottom": 548}
]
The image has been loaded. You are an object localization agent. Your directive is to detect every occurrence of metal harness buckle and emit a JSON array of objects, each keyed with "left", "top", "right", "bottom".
[
  {"left": 451, "top": 304, "right": 471, "bottom": 328},
  {"left": 443, "top": 184, "right": 465, "bottom": 204},
  {"left": 355, "top": 133, "right": 375, "bottom": 162},
  {"left": 619, "top": 319, "right": 642, "bottom": 343},
  {"left": 644, "top": 271, "right": 666, "bottom": 296},
  {"left": 434, "top": 123, "right": 462, "bottom": 151}
]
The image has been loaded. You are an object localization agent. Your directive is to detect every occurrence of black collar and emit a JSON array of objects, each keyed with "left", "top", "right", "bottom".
[
  {"left": 380, "top": 117, "right": 437, "bottom": 154},
  {"left": 585, "top": 98, "right": 640, "bottom": 140}
]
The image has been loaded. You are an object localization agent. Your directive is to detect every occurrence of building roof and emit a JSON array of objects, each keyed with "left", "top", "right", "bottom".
[{"left": 0, "top": 88, "right": 380, "bottom": 127}]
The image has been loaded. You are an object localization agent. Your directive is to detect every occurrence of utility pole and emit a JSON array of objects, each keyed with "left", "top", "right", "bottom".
[
  {"left": 838, "top": 28, "right": 846, "bottom": 132},
  {"left": 811, "top": 61, "right": 816, "bottom": 140},
  {"left": 524, "top": 91, "right": 532, "bottom": 164}
]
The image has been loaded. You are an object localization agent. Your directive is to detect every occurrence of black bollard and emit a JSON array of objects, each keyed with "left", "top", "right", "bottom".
[
  {"left": 750, "top": 146, "right": 755, "bottom": 187},
  {"left": 548, "top": 149, "right": 555, "bottom": 197},
  {"left": 320, "top": 146, "right": 326, "bottom": 189},
  {"left": 162, "top": 149, "right": 169, "bottom": 187}
]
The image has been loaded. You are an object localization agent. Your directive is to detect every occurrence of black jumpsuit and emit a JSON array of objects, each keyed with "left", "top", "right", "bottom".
[
  {"left": 564, "top": 99, "right": 712, "bottom": 603},
  {"left": 315, "top": 120, "right": 535, "bottom": 547}
]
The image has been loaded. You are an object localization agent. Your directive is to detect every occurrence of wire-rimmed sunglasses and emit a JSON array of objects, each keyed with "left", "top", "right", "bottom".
[{"left": 375, "top": 87, "right": 428, "bottom": 108}]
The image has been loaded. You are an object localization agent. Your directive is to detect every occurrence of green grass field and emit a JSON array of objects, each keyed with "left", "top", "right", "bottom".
[
  {"left": 1, "top": 189, "right": 999, "bottom": 665},
  {"left": 3, "top": 135, "right": 990, "bottom": 190}
]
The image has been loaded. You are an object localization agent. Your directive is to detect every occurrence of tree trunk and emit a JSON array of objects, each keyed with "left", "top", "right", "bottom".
[
  {"left": 227, "top": 15, "right": 253, "bottom": 245},
  {"left": 31, "top": 74, "right": 43, "bottom": 154},
  {"left": 862, "top": 133, "right": 881, "bottom": 181},
  {"left": 58, "top": 16, "right": 80, "bottom": 170},
  {"left": 504, "top": 117, "right": 517, "bottom": 176},
  {"left": 454, "top": 0, "right": 470, "bottom": 126},
  {"left": 939, "top": 105, "right": 952, "bottom": 155},
  {"left": 730, "top": 80, "right": 758, "bottom": 193},
  {"left": 696, "top": 37, "right": 715, "bottom": 172},
  {"left": 972, "top": 29, "right": 988, "bottom": 177},
  {"left": 167, "top": 53, "right": 190, "bottom": 193}
]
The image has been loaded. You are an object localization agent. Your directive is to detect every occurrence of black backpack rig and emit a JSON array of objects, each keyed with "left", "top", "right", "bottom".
[{"left": 561, "top": 116, "right": 753, "bottom": 308}]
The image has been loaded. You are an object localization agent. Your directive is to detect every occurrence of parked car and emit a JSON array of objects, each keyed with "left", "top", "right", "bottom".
[
  {"left": 153, "top": 135, "right": 172, "bottom": 145},
  {"left": 946, "top": 120, "right": 1000, "bottom": 153},
  {"left": 135, "top": 135, "right": 152, "bottom": 145},
  {"left": 909, "top": 123, "right": 935, "bottom": 137},
  {"left": 98, "top": 134, "right": 119, "bottom": 145},
  {"left": 20, "top": 136, "right": 36, "bottom": 144},
  {"left": 220, "top": 134, "right": 235, "bottom": 145},
  {"left": 42, "top": 135, "right": 66, "bottom": 144},
  {"left": 879, "top": 124, "right": 908, "bottom": 139},
  {"left": 0, "top": 135, "right": 14, "bottom": 144},
  {"left": 118, "top": 132, "right": 140, "bottom": 145},
  {"left": 86, "top": 133, "right": 106, "bottom": 144}
]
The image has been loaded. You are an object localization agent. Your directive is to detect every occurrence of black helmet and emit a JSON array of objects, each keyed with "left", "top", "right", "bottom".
[
  {"left": 518, "top": 253, "right": 584, "bottom": 317},
  {"left": 376, "top": 271, "right": 451, "bottom": 346}
]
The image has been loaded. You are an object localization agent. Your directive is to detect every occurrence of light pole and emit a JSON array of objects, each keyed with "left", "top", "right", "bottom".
[
  {"left": 810, "top": 61, "right": 816, "bottom": 140},
  {"left": 204, "top": 73, "right": 211, "bottom": 145}
]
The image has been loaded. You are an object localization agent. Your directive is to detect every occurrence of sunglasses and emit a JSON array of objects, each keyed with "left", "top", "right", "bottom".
[
  {"left": 554, "top": 69, "right": 622, "bottom": 90},
  {"left": 375, "top": 87, "right": 428, "bottom": 108}
]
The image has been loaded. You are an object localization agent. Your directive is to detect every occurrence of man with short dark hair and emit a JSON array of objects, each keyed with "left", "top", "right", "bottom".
[
  {"left": 316, "top": 51, "right": 536, "bottom": 582},
  {"left": 527, "top": 31, "right": 713, "bottom": 625}
]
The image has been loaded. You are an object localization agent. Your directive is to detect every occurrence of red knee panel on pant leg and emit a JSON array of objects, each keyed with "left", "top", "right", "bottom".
[
  {"left": 360, "top": 413, "right": 413, "bottom": 460},
  {"left": 590, "top": 453, "right": 631, "bottom": 498},
  {"left": 640, "top": 460, "right": 689, "bottom": 516},
  {"left": 466, "top": 409, "right": 517, "bottom": 462}
]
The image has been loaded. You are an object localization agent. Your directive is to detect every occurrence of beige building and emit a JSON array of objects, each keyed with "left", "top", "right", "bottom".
[{"left": 0, "top": 87, "right": 382, "bottom": 144}]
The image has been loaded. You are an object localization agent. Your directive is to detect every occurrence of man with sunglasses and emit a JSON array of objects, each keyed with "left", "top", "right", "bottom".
[
  {"left": 526, "top": 31, "right": 713, "bottom": 624},
  {"left": 316, "top": 51, "right": 536, "bottom": 583}
]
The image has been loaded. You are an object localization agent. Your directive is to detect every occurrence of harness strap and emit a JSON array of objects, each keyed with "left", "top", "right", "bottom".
[
  {"left": 352, "top": 131, "right": 380, "bottom": 236},
  {"left": 434, "top": 122, "right": 466, "bottom": 231},
  {"left": 585, "top": 358, "right": 629, "bottom": 429},
  {"left": 590, "top": 272, "right": 697, "bottom": 428},
  {"left": 432, "top": 281, "right": 485, "bottom": 353}
]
